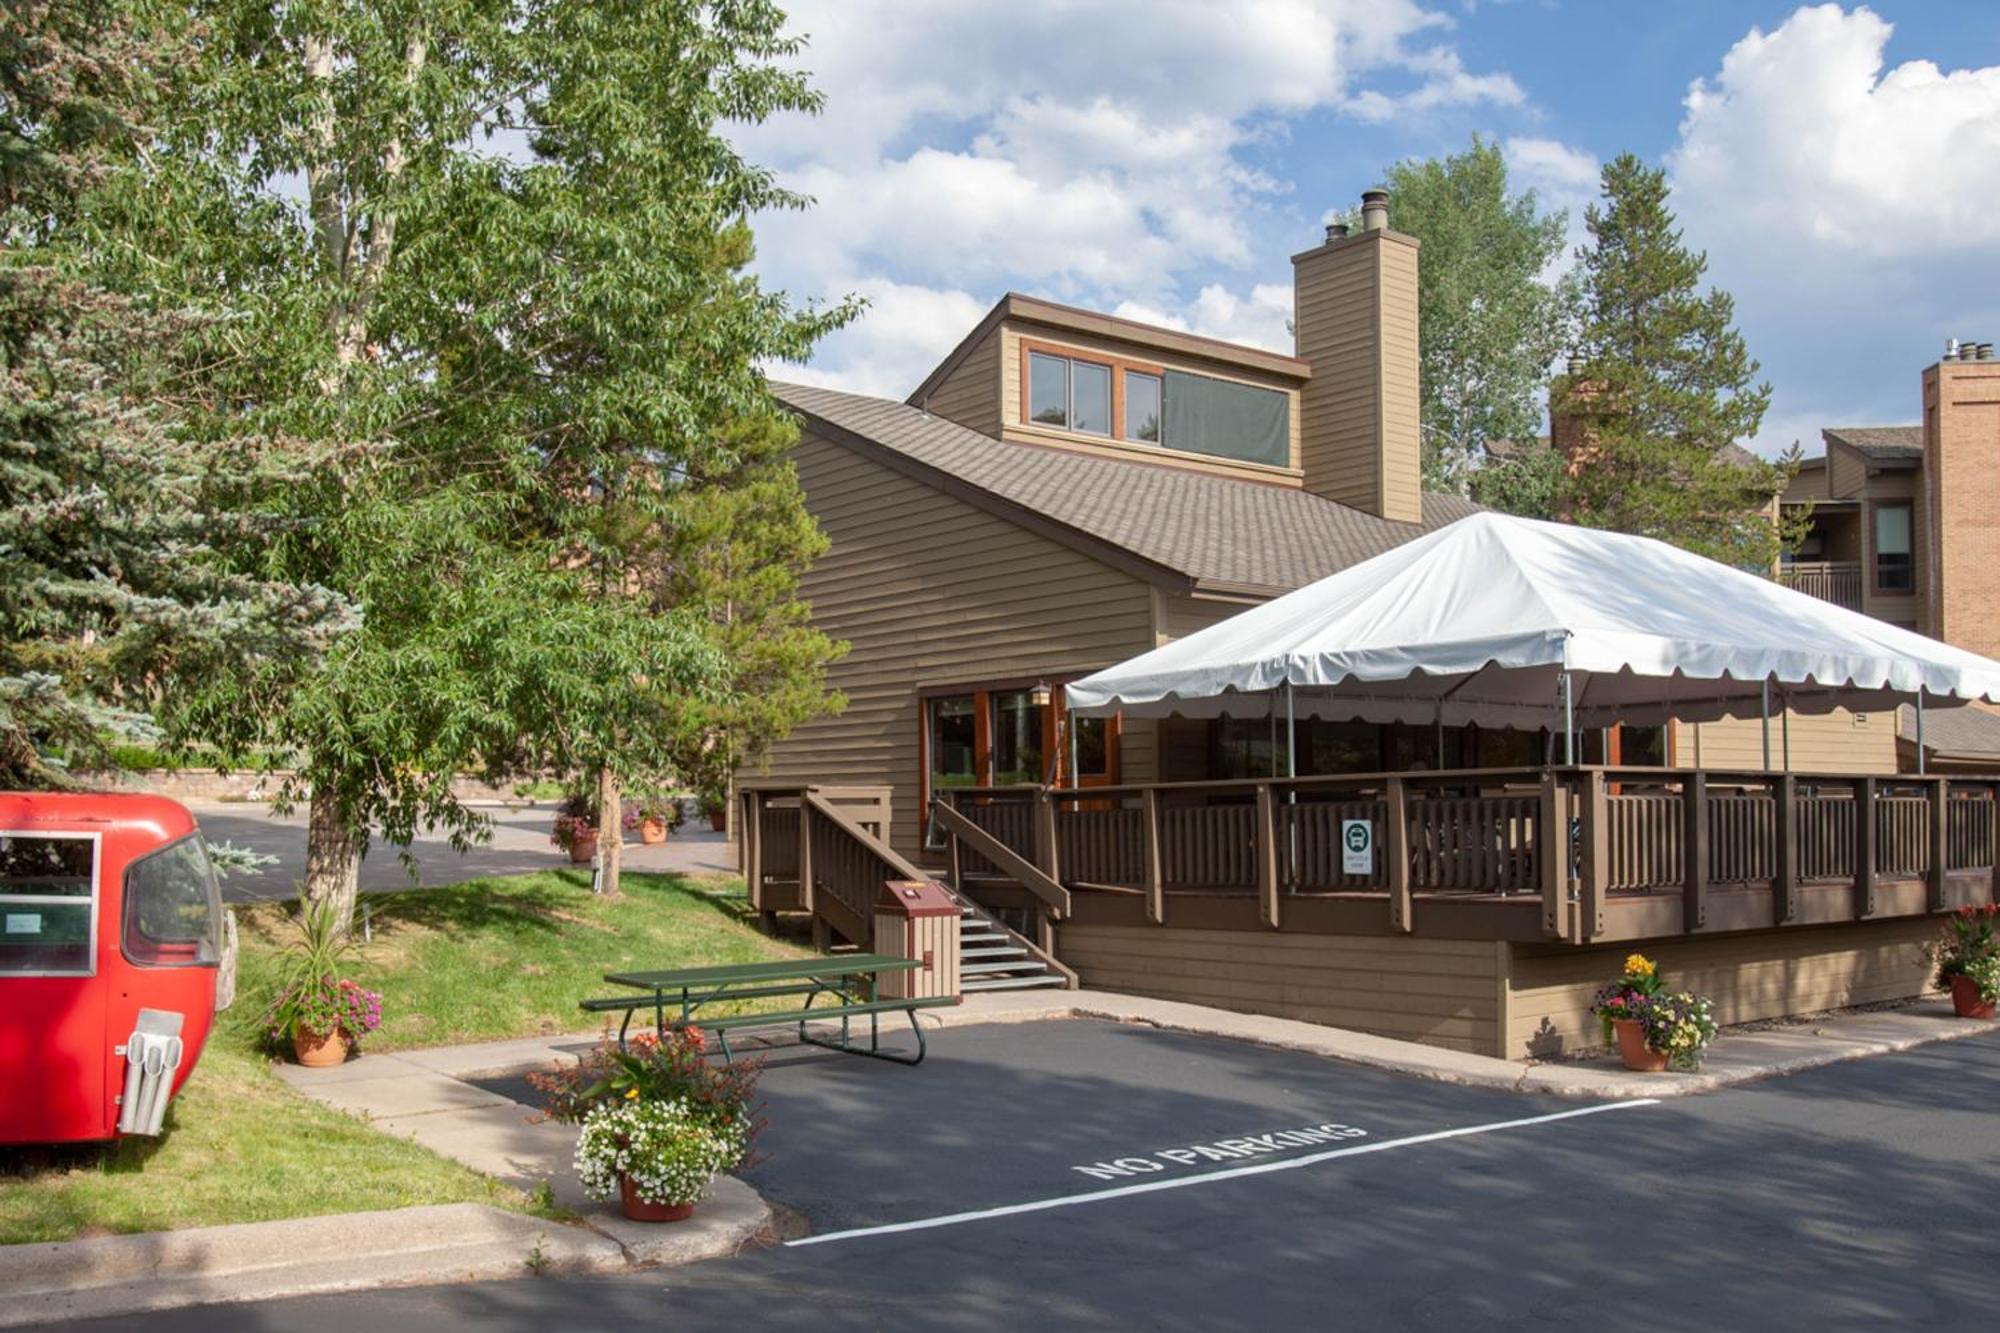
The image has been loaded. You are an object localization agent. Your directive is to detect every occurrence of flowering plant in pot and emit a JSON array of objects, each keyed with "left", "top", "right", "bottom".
[
  {"left": 698, "top": 785, "right": 728, "bottom": 834},
  {"left": 550, "top": 793, "right": 600, "bottom": 863},
  {"left": 1927, "top": 904, "right": 2000, "bottom": 1019},
  {"left": 261, "top": 896, "right": 384, "bottom": 1066},
  {"left": 1592, "top": 954, "right": 1717, "bottom": 1072},
  {"left": 531, "top": 1027, "right": 762, "bottom": 1222},
  {"left": 623, "top": 794, "right": 682, "bottom": 846}
]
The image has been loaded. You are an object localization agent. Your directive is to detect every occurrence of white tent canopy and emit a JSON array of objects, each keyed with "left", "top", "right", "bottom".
[{"left": 1064, "top": 511, "right": 2000, "bottom": 734}]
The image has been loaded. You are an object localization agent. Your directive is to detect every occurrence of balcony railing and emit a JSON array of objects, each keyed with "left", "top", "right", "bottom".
[
  {"left": 927, "top": 767, "right": 2000, "bottom": 946},
  {"left": 1779, "top": 560, "right": 1864, "bottom": 611}
]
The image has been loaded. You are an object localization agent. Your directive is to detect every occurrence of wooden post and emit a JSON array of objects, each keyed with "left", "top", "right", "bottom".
[
  {"left": 1034, "top": 790, "right": 1060, "bottom": 883},
  {"left": 1773, "top": 774, "right": 1798, "bottom": 923},
  {"left": 945, "top": 823, "right": 964, "bottom": 896},
  {"left": 1256, "top": 783, "right": 1280, "bottom": 929},
  {"left": 1141, "top": 787, "right": 1164, "bottom": 925},
  {"left": 1387, "top": 778, "right": 1412, "bottom": 933},
  {"left": 1682, "top": 772, "right": 1709, "bottom": 933},
  {"left": 1927, "top": 777, "right": 1950, "bottom": 912},
  {"left": 1578, "top": 771, "right": 1608, "bottom": 942},
  {"left": 1991, "top": 781, "right": 2000, "bottom": 908},
  {"left": 797, "top": 794, "right": 815, "bottom": 915},
  {"left": 740, "top": 788, "right": 760, "bottom": 912},
  {"left": 1854, "top": 776, "right": 1876, "bottom": 919},
  {"left": 1539, "top": 772, "right": 1569, "bottom": 938}
]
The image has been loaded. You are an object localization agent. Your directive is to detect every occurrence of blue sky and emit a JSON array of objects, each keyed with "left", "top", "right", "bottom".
[{"left": 739, "top": 3, "right": 2000, "bottom": 458}]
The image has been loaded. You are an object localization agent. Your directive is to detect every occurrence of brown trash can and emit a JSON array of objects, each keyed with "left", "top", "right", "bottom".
[{"left": 875, "top": 880, "right": 961, "bottom": 1002}]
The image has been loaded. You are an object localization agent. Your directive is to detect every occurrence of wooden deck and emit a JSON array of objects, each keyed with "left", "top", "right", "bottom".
[{"left": 911, "top": 766, "right": 2000, "bottom": 948}]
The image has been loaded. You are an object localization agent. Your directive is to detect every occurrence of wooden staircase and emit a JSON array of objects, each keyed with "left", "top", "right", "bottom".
[{"left": 737, "top": 783, "right": 1075, "bottom": 992}]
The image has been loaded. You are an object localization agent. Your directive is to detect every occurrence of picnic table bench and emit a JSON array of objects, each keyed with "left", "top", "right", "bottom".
[{"left": 580, "top": 954, "right": 954, "bottom": 1066}]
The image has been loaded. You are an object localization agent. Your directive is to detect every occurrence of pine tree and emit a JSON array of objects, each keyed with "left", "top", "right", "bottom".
[
  {"left": 0, "top": 1, "right": 349, "bottom": 788},
  {"left": 1553, "top": 153, "right": 1801, "bottom": 568}
]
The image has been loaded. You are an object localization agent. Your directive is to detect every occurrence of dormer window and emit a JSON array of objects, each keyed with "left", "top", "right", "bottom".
[
  {"left": 1124, "top": 370, "right": 1162, "bottom": 443},
  {"left": 1017, "top": 333, "right": 1294, "bottom": 471},
  {"left": 1029, "top": 350, "right": 1110, "bottom": 436}
]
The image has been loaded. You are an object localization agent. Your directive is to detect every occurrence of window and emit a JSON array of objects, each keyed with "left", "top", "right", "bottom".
[
  {"left": 1123, "top": 370, "right": 1162, "bottom": 443},
  {"left": 1070, "top": 361, "right": 1110, "bottom": 436},
  {"left": 928, "top": 696, "right": 979, "bottom": 793},
  {"left": 1074, "top": 716, "right": 1112, "bottom": 779},
  {"left": 123, "top": 835, "right": 223, "bottom": 967},
  {"left": 1028, "top": 350, "right": 1110, "bottom": 436},
  {"left": 1028, "top": 352, "right": 1069, "bottom": 428},
  {"left": 0, "top": 833, "right": 95, "bottom": 975},
  {"left": 1874, "top": 502, "right": 1913, "bottom": 593},
  {"left": 1161, "top": 370, "right": 1289, "bottom": 466},
  {"left": 991, "top": 690, "right": 1047, "bottom": 786}
]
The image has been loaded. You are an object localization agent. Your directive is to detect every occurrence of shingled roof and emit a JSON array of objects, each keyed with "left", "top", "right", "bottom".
[
  {"left": 772, "top": 381, "right": 1480, "bottom": 598},
  {"left": 1823, "top": 426, "right": 1922, "bottom": 463},
  {"left": 1898, "top": 702, "right": 2000, "bottom": 760}
]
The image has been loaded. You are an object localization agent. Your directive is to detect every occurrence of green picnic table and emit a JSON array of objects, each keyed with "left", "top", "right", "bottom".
[{"left": 581, "top": 954, "right": 953, "bottom": 1065}]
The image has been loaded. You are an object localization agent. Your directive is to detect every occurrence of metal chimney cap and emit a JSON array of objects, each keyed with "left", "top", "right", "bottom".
[
  {"left": 1325, "top": 221, "right": 1350, "bottom": 241},
  {"left": 1360, "top": 188, "right": 1390, "bottom": 231}
]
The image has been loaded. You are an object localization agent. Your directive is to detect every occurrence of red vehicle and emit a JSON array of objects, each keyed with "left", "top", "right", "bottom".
[{"left": 0, "top": 793, "right": 232, "bottom": 1144}]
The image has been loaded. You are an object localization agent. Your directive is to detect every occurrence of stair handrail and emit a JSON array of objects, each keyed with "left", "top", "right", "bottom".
[{"left": 931, "top": 798, "right": 1073, "bottom": 919}]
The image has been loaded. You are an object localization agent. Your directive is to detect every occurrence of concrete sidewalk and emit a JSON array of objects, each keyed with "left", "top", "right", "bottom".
[{"left": 934, "top": 988, "right": 2000, "bottom": 1097}]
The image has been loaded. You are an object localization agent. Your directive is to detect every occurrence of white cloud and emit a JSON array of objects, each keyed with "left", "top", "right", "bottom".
[
  {"left": 1505, "top": 137, "right": 1599, "bottom": 195},
  {"left": 774, "top": 278, "right": 995, "bottom": 400},
  {"left": 742, "top": 1, "right": 1525, "bottom": 393},
  {"left": 1671, "top": 4, "right": 2000, "bottom": 256},
  {"left": 1113, "top": 284, "right": 1298, "bottom": 355},
  {"left": 1663, "top": 4, "right": 2000, "bottom": 454}
]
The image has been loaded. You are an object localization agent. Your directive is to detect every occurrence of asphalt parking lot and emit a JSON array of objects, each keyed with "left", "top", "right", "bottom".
[
  {"left": 190, "top": 803, "right": 733, "bottom": 901},
  {"left": 71, "top": 1017, "right": 2000, "bottom": 1331}
]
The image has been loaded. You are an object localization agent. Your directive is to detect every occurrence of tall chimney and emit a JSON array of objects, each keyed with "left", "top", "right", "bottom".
[
  {"left": 1924, "top": 344, "right": 2000, "bottom": 656},
  {"left": 1291, "top": 190, "right": 1421, "bottom": 522}
]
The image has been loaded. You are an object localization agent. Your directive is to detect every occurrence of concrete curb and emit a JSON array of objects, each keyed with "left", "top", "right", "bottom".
[
  {"left": 0, "top": 1183, "right": 772, "bottom": 1330},
  {"left": 924, "top": 989, "right": 2000, "bottom": 1099},
  {"left": 0, "top": 1203, "right": 613, "bottom": 1329}
]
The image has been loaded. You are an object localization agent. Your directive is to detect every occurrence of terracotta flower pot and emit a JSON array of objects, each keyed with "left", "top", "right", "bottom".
[
  {"left": 293, "top": 1024, "right": 349, "bottom": 1068},
  {"left": 1949, "top": 973, "right": 1997, "bottom": 1020},
  {"left": 567, "top": 829, "right": 599, "bottom": 864},
  {"left": 707, "top": 810, "right": 726, "bottom": 834},
  {"left": 639, "top": 818, "right": 667, "bottom": 846},
  {"left": 1612, "top": 1017, "right": 1668, "bottom": 1073},
  {"left": 619, "top": 1175, "right": 695, "bottom": 1223}
]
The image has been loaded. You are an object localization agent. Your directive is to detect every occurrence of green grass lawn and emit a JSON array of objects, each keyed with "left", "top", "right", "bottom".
[
  {"left": 1, "top": 867, "right": 800, "bottom": 1245},
  {"left": 231, "top": 868, "right": 808, "bottom": 1051}
]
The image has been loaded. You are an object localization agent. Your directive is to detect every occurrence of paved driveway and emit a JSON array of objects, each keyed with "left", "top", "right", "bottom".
[
  {"left": 71, "top": 1019, "right": 2000, "bottom": 1330},
  {"left": 191, "top": 803, "right": 735, "bottom": 901}
]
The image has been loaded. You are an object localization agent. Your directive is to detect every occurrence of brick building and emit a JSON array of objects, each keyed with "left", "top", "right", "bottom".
[{"left": 1783, "top": 341, "right": 2000, "bottom": 769}]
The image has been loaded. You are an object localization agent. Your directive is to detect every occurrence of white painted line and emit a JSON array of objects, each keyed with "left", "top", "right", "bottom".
[{"left": 786, "top": 1098, "right": 1660, "bottom": 1249}]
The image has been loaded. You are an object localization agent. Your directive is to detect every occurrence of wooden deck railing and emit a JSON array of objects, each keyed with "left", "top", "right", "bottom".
[
  {"left": 1778, "top": 560, "right": 1864, "bottom": 611},
  {"left": 930, "top": 766, "right": 2000, "bottom": 946}
]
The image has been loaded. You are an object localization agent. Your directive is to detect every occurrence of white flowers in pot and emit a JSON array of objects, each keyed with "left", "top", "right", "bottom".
[{"left": 574, "top": 1095, "right": 749, "bottom": 1215}]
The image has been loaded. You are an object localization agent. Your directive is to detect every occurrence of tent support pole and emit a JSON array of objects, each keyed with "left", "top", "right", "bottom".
[
  {"left": 1782, "top": 692, "right": 1791, "bottom": 773},
  {"left": 1916, "top": 693, "right": 1927, "bottom": 777},
  {"left": 1284, "top": 682, "right": 1297, "bottom": 779},
  {"left": 1761, "top": 680, "right": 1771, "bottom": 771},
  {"left": 1561, "top": 670, "right": 1575, "bottom": 765},
  {"left": 1067, "top": 706, "right": 1079, "bottom": 788}
]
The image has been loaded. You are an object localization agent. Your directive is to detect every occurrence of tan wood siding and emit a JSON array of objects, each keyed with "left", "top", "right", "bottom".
[
  {"left": 1673, "top": 709, "right": 1897, "bottom": 775},
  {"left": 752, "top": 432, "right": 1157, "bottom": 858},
  {"left": 1058, "top": 924, "right": 1503, "bottom": 1054},
  {"left": 1376, "top": 238, "right": 1422, "bottom": 521},
  {"left": 1827, "top": 441, "right": 1867, "bottom": 499},
  {"left": 1506, "top": 917, "right": 1940, "bottom": 1059},
  {"left": 914, "top": 325, "right": 1002, "bottom": 438},
  {"left": 1293, "top": 244, "right": 1379, "bottom": 512}
]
